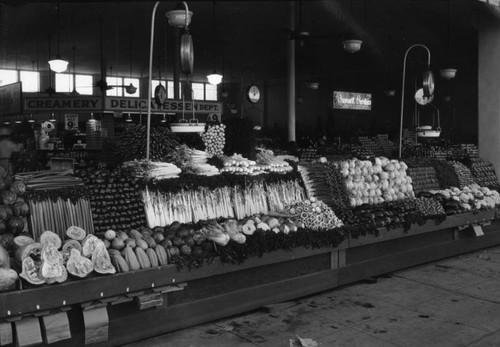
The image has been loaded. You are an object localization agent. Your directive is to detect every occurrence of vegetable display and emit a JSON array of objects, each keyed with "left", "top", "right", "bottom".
[
  {"left": 201, "top": 123, "right": 226, "bottom": 157},
  {"left": 338, "top": 157, "right": 414, "bottom": 207},
  {"left": 450, "top": 161, "right": 475, "bottom": 188},
  {"left": 407, "top": 167, "right": 440, "bottom": 193},
  {"left": 470, "top": 158, "right": 500, "bottom": 189},
  {"left": 279, "top": 197, "right": 344, "bottom": 230},
  {"left": 428, "top": 184, "right": 500, "bottom": 213},
  {"left": 78, "top": 167, "right": 145, "bottom": 234},
  {"left": 112, "top": 124, "right": 181, "bottom": 163}
]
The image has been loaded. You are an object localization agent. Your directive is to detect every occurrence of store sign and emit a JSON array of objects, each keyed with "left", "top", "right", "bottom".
[
  {"left": 24, "top": 95, "right": 222, "bottom": 114},
  {"left": 65, "top": 114, "right": 79, "bottom": 130},
  {"left": 104, "top": 98, "right": 222, "bottom": 114},
  {"left": 24, "top": 96, "right": 101, "bottom": 111},
  {"left": 333, "top": 91, "right": 372, "bottom": 111},
  {"left": 0, "top": 82, "right": 22, "bottom": 115}
]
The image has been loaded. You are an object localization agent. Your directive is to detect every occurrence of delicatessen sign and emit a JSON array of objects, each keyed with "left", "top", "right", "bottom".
[
  {"left": 24, "top": 96, "right": 222, "bottom": 114},
  {"left": 333, "top": 91, "right": 372, "bottom": 111}
]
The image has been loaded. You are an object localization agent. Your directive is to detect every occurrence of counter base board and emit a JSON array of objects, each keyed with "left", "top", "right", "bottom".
[{"left": 2, "top": 219, "right": 500, "bottom": 347}]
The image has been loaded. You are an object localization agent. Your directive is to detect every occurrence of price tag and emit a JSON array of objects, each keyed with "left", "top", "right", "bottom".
[{"left": 472, "top": 225, "right": 484, "bottom": 237}]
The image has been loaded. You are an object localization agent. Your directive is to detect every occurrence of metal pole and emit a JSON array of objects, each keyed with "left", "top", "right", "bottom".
[
  {"left": 147, "top": 1, "right": 160, "bottom": 160},
  {"left": 287, "top": 1, "right": 296, "bottom": 142},
  {"left": 398, "top": 44, "right": 431, "bottom": 159}
]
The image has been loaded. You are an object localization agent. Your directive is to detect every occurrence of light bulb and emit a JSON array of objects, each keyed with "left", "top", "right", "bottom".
[{"left": 207, "top": 73, "right": 223, "bottom": 86}]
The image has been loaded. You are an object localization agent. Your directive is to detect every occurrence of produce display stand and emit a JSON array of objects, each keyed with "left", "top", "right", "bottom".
[{"left": 1, "top": 210, "right": 499, "bottom": 346}]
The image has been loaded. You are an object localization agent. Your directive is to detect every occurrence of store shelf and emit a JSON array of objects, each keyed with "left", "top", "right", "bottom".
[
  {"left": 0, "top": 245, "right": 337, "bottom": 319},
  {"left": 1, "top": 210, "right": 499, "bottom": 347},
  {"left": 348, "top": 209, "right": 497, "bottom": 248}
]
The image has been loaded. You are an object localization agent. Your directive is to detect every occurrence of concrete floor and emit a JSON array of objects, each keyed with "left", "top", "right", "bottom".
[{"left": 126, "top": 245, "right": 500, "bottom": 347}]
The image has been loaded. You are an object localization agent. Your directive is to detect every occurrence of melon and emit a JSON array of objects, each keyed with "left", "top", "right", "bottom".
[
  {"left": 66, "top": 249, "right": 94, "bottom": 278},
  {"left": 1, "top": 191, "right": 16, "bottom": 206},
  {"left": 66, "top": 226, "right": 86, "bottom": 241},
  {"left": 91, "top": 242, "right": 116, "bottom": 275},
  {"left": 20, "top": 257, "right": 45, "bottom": 285},
  {"left": 82, "top": 234, "right": 103, "bottom": 258},
  {"left": 40, "top": 231, "right": 62, "bottom": 249},
  {"left": 0, "top": 268, "right": 18, "bottom": 291},
  {"left": 9, "top": 181, "right": 26, "bottom": 196}
]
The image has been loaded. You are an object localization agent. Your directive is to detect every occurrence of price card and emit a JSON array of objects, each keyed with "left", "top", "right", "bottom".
[
  {"left": 65, "top": 114, "right": 79, "bottom": 130},
  {"left": 472, "top": 225, "right": 484, "bottom": 237}
]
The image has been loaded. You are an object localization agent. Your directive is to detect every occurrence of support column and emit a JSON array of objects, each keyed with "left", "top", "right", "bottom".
[
  {"left": 287, "top": 1, "right": 296, "bottom": 142},
  {"left": 174, "top": 28, "right": 180, "bottom": 100},
  {"left": 478, "top": 10, "right": 500, "bottom": 179}
]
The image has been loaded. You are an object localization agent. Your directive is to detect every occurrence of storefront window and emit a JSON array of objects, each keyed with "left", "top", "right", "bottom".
[
  {"left": 19, "top": 71, "right": 39, "bottom": 92},
  {"left": 192, "top": 82, "right": 205, "bottom": 100},
  {"left": 124, "top": 78, "right": 140, "bottom": 97},
  {"left": 56, "top": 73, "right": 93, "bottom": 95},
  {"left": 0, "top": 69, "right": 18, "bottom": 86},
  {"left": 106, "top": 77, "right": 122, "bottom": 96},
  {"left": 205, "top": 84, "right": 218, "bottom": 101}
]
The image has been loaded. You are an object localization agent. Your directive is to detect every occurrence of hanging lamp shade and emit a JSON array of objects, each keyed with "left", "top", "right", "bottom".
[
  {"left": 15, "top": 115, "right": 22, "bottom": 124},
  {"left": 166, "top": 2, "right": 193, "bottom": 28},
  {"left": 49, "top": 56, "right": 68, "bottom": 73},
  {"left": 49, "top": 113, "right": 57, "bottom": 122},
  {"left": 125, "top": 113, "right": 133, "bottom": 122},
  {"left": 439, "top": 68, "right": 457, "bottom": 80},
  {"left": 343, "top": 39, "right": 362, "bottom": 53},
  {"left": 207, "top": 73, "right": 223, "bottom": 86},
  {"left": 3, "top": 117, "right": 10, "bottom": 125},
  {"left": 161, "top": 114, "right": 167, "bottom": 123},
  {"left": 28, "top": 114, "right": 35, "bottom": 123}
]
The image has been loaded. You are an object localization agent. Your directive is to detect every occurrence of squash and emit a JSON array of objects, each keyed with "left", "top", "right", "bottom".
[
  {"left": 62, "top": 239, "right": 82, "bottom": 254},
  {"left": 20, "top": 257, "right": 45, "bottom": 285},
  {"left": 66, "top": 226, "right": 86, "bottom": 241},
  {"left": 122, "top": 247, "right": 140, "bottom": 271},
  {"left": 0, "top": 205, "right": 12, "bottom": 221},
  {"left": 40, "top": 261, "right": 63, "bottom": 280},
  {"left": 40, "top": 231, "right": 62, "bottom": 249},
  {"left": 55, "top": 266, "right": 68, "bottom": 283},
  {"left": 135, "top": 239, "right": 149, "bottom": 251},
  {"left": 11, "top": 201, "right": 29, "bottom": 217},
  {"left": 1, "top": 191, "right": 16, "bottom": 206},
  {"left": 0, "top": 268, "right": 18, "bottom": 291},
  {"left": 13, "top": 235, "right": 34, "bottom": 249},
  {"left": 109, "top": 252, "right": 129, "bottom": 273},
  {"left": 145, "top": 248, "right": 159, "bottom": 267},
  {"left": 6, "top": 216, "right": 25, "bottom": 235},
  {"left": 154, "top": 245, "right": 168, "bottom": 266},
  {"left": 66, "top": 249, "right": 94, "bottom": 278},
  {"left": 142, "top": 233, "right": 156, "bottom": 248},
  {"left": 91, "top": 242, "right": 116, "bottom": 275},
  {"left": 15, "top": 242, "right": 42, "bottom": 262},
  {"left": 0, "top": 245, "right": 10, "bottom": 269},
  {"left": 134, "top": 247, "right": 151, "bottom": 269},
  {"left": 41, "top": 244, "right": 63, "bottom": 265},
  {"left": 10, "top": 181, "right": 26, "bottom": 196},
  {"left": 81, "top": 234, "right": 103, "bottom": 258}
]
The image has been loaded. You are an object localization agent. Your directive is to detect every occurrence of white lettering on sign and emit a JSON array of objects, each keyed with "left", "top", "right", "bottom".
[{"left": 333, "top": 91, "right": 372, "bottom": 110}]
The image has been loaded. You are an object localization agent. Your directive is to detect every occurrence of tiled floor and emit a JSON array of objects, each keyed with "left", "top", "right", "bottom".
[{"left": 126, "top": 246, "right": 500, "bottom": 347}]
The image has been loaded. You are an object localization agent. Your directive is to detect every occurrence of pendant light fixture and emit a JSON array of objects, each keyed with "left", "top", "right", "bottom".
[
  {"left": 125, "top": 113, "right": 133, "bottom": 122},
  {"left": 15, "top": 115, "right": 22, "bottom": 124},
  {"left": 48, "top": 0, "right": 68, "bottom": 73},
  {"left": 49, "top": 113, "right": 57, "bottom": 122},
  {"left": 70, "top": 46, "right": 79, "bottom": 95},
  {"left": 207, "top": 1, "right": 223, "bottom": 86},
  {"left": 28, "top": 114, "right": 35, "bottom": 123},
  {"left": 161, "top": 114, "right": 167, "bottom": 123},
  {"left": 440, "top": 0, "right": 457, "bottom": 80},
  {"left": 342, "top": 0, "right": 362, "bottom": 53},
  {"left": 3, "top": 117, "right": 10, "bottom": 125}
]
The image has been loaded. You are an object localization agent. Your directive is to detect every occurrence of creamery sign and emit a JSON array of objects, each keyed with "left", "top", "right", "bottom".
[
  {"left": 24, "top": 96, "right": 222, "bottom": 114},
  {"left": 333, "top": 91, "right": 372, "bottom": 111}
]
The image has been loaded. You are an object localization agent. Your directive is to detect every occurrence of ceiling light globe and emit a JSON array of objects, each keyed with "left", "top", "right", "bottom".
[
  {"left": 207, "top": 73, "right": 223, "bottom": 86},
  {"left": 49, "top": 58, "right": 69, "bottom": 73}
]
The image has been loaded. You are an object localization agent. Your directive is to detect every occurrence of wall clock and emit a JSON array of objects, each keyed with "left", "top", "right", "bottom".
[{"left": 247, "top": 85, "right": 260, "bottom": 103}]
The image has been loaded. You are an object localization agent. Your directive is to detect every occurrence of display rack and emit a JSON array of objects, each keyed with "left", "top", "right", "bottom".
[{"left": 0, "top": 211, "right": 498, "bottom": 346}]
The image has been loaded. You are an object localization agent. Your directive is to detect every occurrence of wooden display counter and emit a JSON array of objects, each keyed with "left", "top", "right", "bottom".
[{"left": 1, "top": 210, "right": 499, "bottom": 346}]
